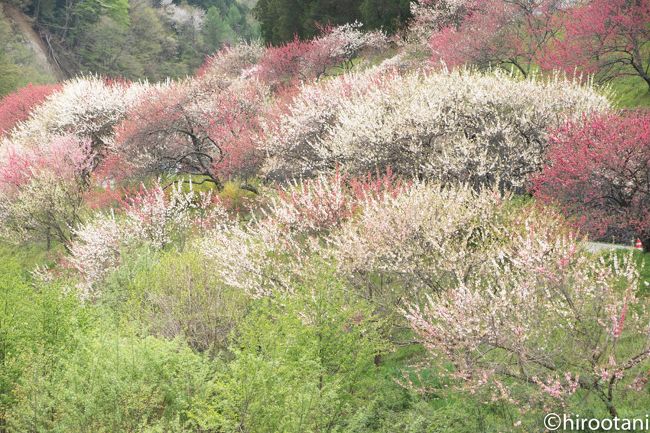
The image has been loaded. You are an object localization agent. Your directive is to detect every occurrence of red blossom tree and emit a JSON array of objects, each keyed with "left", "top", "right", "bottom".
[
  {"left": 256, "top": 36, "right": 313, "bottom": 88},
  {"left": 115, "top": 79, "right": 266, "bottom": 189},
  {"left": 429, "top": 0, "right": 563, "bottom": 76},
  {"left": 533, "top": 111, "right": 650, "bottom": 250},
  {"left": 255, "top": 23, "right": 387, "bottom": 89},
  {"left": 0, "top": 83, "right": 61, "bottom": 136},
  {"left": 539, "top": 0, "right": 650, "bottom": 89}
]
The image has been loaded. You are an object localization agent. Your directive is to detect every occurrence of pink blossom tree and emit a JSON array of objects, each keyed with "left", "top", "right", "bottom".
[
  {"left": 70, "top": 180, "right": 227, "bottom": 297},
  {"left": 539, "top": 0, "right": 650, "bottom": 89},
  {"left": 533, "top": 112, "right": 650, "bottom": 250},
  {"left": 255, "top": 36, "right": 313, "bottom": 88},
  {"left": 115, "top": 78, "right": 267, "bottom": 188},
  {"left": 0, "top": 83, "right": 61, "bottom": 136},
  {"left": 0, "top": 134, "right": 93, "bottom": 248},
  {"left": 428, "top": 0, "right": 564, "bottom": 77},
  {"left": 254, "top": 23, "right": 387, "bottom": 89},
  {"left": 404, "top": 208, "right": 648, "bottom": 418},
  {"left": 197, "top": 41, "right": 265, "bottom": 81}
]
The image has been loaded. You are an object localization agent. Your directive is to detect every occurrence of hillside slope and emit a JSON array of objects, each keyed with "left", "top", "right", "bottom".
[
  {"left": 0, "top": 3, "right": 57, "bottom": 95},
  {"left": 3, "top": 3, "right": 65, "bottom": 81}
]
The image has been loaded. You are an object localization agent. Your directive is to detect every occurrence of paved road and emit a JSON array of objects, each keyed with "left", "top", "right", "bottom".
[{"left": 584, "top": 242, "right": 636, "bottom": 253}]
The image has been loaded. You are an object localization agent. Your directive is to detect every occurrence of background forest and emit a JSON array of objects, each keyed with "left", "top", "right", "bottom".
[
  {"left": 1, "top": 0, "right": 650, "bottom": 432},
  {"left": 0, "top": 0, "right": 414, "bottom": 90}
]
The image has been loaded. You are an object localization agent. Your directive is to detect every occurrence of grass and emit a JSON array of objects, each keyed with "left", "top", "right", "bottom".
[
  {"left": 609, "top": 76, "right": 650, "bottom": 108},
  {"left": 600, "top": 249, "right": 650, "bottom": 294},
  {"left": 0, "top": 240, "right": 62, "bottom": 272},
  {"left": 633, "top": 250, "right": 650, "bottom": 291}
]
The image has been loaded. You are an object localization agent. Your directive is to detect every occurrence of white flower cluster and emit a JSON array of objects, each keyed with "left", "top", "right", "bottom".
[
  {"left": 261, "top": 66, "right": 388, "bottom": 179},
  {"left": 69, "top": 211, "right": 122, "bottom": 299},
  {"left": 331, "top": 181, "right": 504, "bottom": 293},
  {"left": 8, "top": 76, "right": 150, "bottom": 149},
  {"left": 312, "top": 22, "right": 388, "bottom": 63},
  {"left": 262, "top": 68, "right": 609, "bottom": 190},
  {"left": 162, "top": 2, "right": 205, "bottom": 31},
  {"left": 70, "top": 181, "right": 226, "bottom": 297},
  {"left": 407, "top": 0, "right": 472, "bottom": 45},
  {"left": 203, "top": 42, "right": 266, "bottom": 81}
]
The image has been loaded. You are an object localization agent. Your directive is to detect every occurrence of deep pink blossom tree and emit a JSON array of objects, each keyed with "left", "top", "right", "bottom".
[
  {"left": 0, "top": 83, "right": 61, "bottom": 136},
  {"left": 539, "top": 0, "right": 650, "bottom": 89},
  {"left": 254, "top": 23, "right": 387, "bottom": 89},
  {"left": 115, "top": 79, "right": 266, "bottom": 188},
  {"left": 533, "top": 112, "right": 650, "bottom": 250},
  {"left": 256, "top": 36, "right": 313, "bottom": 88},
  {"left": 428, "top": 0, "right": 563, "bottom": 76}
]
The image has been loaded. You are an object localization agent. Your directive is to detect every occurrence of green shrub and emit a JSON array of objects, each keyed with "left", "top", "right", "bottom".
[
  {"left": 128, "top": 249, "right": 249, "bottom": 353},
  {"left": 192, "top": 262, "right": 388, "bottom": 432},
  {"left": 7, "top": 333, "right": 212, "bottom": 433}
]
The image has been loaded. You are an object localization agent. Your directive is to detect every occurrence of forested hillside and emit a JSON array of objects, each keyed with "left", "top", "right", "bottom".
[
  {"left": 253, "top": 0, "right": 411, "bottom": 43},
  {"left": 0, "top": 4, "right": 57, "bottom": 95},
  {"left": 0, "top": 0, "right": 649, "bottom": 432},
  {"left": 1, "top": 0, "right": 259, "bottom": 91}
]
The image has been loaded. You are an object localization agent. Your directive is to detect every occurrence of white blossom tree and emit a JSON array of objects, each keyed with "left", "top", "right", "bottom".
[{"left": 262, "top": 68, "right": 609, "bottom": 191}]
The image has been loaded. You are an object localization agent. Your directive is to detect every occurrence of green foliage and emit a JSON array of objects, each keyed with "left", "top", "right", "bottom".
[
  {"left": 74, "top": 1, "right": 189, "bottom": 80},
  {"left": 610, "top": 75, "right": 650, "bottom": 108},
  {"left": 359, "top": 0, "right": 411, "bottom": 33},
  {"left": 72, "top": 0, "right": 130, "bottom": 29},
  {"left": 203, "top": 6, "right": 236, "bottom": 52},
  {"left": 219, "top": 180, "right": 259, "bottom": 212},
  {"left": 128, "top": 249, "right": 249, "bottom": 353},
  {"left": 253, "top": 0, "right": 408, "bottom": 44},
  {"left": 0, "top": 261, "right": 91, "bottom": 430},
  {"left": 7, "top": 333, "right": 212, "bottom": 432},
  {"left": 193, "top": 262, "right": 388, "bottom": 431},
  {"left": 254, "top": 0, "right": 306, "bottom": 44},
  {"left": 0, "top": 56, "right": 22, "bottom": 96},
  {"left": 0, "top": 245, "right": 215, "bottom": 432},
  {"left": 10, "top": 0, "right": 258, "bottom": 82}
]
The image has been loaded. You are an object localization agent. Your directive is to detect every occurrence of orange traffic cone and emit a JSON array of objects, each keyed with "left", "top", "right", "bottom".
[{"left": 635, "top": 238, "right": 644, "bottom": 250}]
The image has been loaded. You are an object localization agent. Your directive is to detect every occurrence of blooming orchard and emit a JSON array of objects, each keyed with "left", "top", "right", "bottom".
[
  {"left": 262, "top": 67, "right": 609, "bottom": 190},
  {"left": 404, "top": 211, "right": 648, "bottom": 417},
  {"left": 0, "top": 14, "right": 647, "bottom": 426},
  {"left": 0, "top": 83, "right": 61, "bottom": 136},
  {"left": 331, "top": 182, "right": 504, "bottom": 301},
  {"left": 533, "top": 112, "right": 650, "bottom": 249}
]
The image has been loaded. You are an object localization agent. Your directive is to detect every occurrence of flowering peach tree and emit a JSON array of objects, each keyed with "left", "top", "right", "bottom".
[
  {"left": 115, "top": 78, "right": 268, "bottom": 187},
  {"left": 404, "top": 212, "right": 648, "bottom": 417},
  {"left": 254, "top": 22, "right": 387, "bottom": 89},
  {"left": 428, "top": 0, "right": 563, "bottom": 77},
  {"left": 262, "top": 67, "right": 609, "bottom": 190},
  {"left": 533, "top": 112, "right": 650, "bottom": 250},
  {"left": 539, "top": 0, "right": 650, "bottom": 89},
  {"left": 0, "top": 83, "right": 61, "bottom": 136}
]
